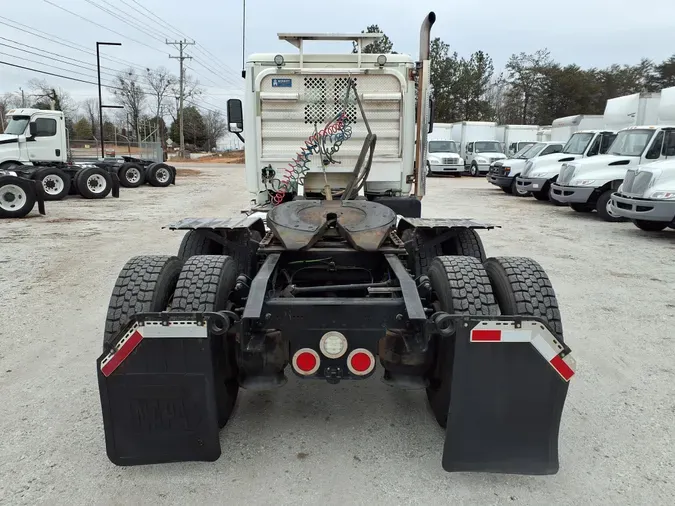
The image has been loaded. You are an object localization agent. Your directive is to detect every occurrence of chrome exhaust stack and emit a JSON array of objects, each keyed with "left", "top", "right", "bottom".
[{"left": 413, "top": 11, "right": 436, "bottom": 199}]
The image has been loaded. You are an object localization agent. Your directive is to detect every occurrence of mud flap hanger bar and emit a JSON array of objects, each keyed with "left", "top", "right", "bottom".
[{"left": 100, "top": 311, "right": 237, "bottom": 377}]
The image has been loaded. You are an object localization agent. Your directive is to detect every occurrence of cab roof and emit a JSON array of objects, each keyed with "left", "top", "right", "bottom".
[{"left": 7, "top": 108, "right": 64, "bottom": 117}]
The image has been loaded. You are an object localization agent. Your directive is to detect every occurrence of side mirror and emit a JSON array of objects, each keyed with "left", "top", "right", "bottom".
[
  {"left": 227, "top": 99, "right": 243, "bottom": 133},
  {"left": 29, "top": 122, "right": 37, "bottom": 137}
]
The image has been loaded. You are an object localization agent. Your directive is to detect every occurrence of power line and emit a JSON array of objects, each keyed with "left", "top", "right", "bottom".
[
  {"left": 0, "top": 60, "right": 111, "bottom": 88},
  {"left": 41, "top": 0, "right": 168, "bottom": 55},
  {"left": 0, "top": 51, "right": 118, "bottom": 84},
  {"left": 0, "top": 40, "right": 119, "bottom": 80},
  {"left": 125, "top": 0, "right": 242, "bottom": 84},
  {"left": 84, "top": 0, "right": 167, "bottom": 47}
]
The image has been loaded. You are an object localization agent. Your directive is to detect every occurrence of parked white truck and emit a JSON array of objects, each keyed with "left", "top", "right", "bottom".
[
  {"left": 609, "top": 159, "right": 675, "bottom": 231},
  {"left": 426, "top": 123, "right": 463, "bottom": 175},
  {"left": 487, "top": 141, "right": 565, "bottom": 195},
  {"left": 550, "top": 125, "right": 675, "bottom": 220},
  {"left": 454, "top": 121, "right": 507, "bottom": 176},
  {"left": 515, "top": 129, "right": 618, "bottom": 201}
]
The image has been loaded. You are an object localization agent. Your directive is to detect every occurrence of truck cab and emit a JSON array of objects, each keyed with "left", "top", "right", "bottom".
[
  {"left": 515, "top": 129, "right": 617, "bottom": 199},
  {"left": 426, "top": 139, "right": 463, "bottom": 175},
  {"left": 464, "top": 140, "right": 506, "bottom": 176},
  {"left": 488, "top": 141, "right": 565, "bottom": 195},
  {"left": 551, "top": 125, "right": 675, "bottom": 221},
  {"left": 610, "top": 159, "right": 675, "bottom": 232},
  {"left": 226, "top": 31, "right": 433, "bottom": 216},
  {"left": 0, "top": 109, "right": 68, "bottom": 170}
]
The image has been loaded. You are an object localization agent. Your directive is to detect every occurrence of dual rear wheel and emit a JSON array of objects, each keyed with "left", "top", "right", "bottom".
[{"left": 104, "top": 254, "right": 240, "bottom": 428}]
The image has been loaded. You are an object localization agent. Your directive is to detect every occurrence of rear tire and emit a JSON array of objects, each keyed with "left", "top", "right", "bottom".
[
  {"left": 147, "top": 163, "right": 173, "bottom": 187},
  {"left": 178, "top": 230, "right": 223, "bottom": 260},
  {"left": 484, "top": 257, "right": 563, "bottom": 340},
  {"left": 76, "top": 167, "right": 112, "bottom": 199},
  {"left": 171, "top": 255, "right": 240, "bottom": 428},
  {"left": 0, "top": 176, "right": 37, "bottom": 218},
  {"left": 633, "top": 220, "right": 669, "bottom": 232},
  {"left": 402, "top": 228, "right": 486, "bottom": 277},
  {"left": 35, "top": 167, "right": 70, "bottom": 201},
  {"left": 596, "top": 189, "right": 626, "bottom": 222},
  {"left": 426, "top": 256, "right": 498, "bottom": 428},
  {"left": 118, "top": 163, "right": 145, "bottom": 188},
  {"left": 103, "top": 256, "right": 183, "bottom": 350}
]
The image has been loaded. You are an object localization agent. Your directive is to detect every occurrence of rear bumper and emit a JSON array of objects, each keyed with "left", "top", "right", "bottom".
[
  {"left": 517, "top": 177, "right": 550, "bottom": 192},
  {"left": 429, "top": 164, "right": 464, "bottom": 174},
  {"left": 610, "top": 193, "right": 675, "bottom": 222},
  {"left": 550, "top": 183, "right": 595, "bottom": 204}
]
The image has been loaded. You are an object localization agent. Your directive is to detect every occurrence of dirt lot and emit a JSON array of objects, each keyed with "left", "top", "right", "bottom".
[{"left": 1, "top": 165, "right": 674, "bottom": 505}]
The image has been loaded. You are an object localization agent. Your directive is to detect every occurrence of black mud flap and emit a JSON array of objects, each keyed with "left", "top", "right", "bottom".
[
  {"left": 442, "top": 317, "right": 574, "bottom": 475},
  {"left": 373, "top": 196, "right": 422, "bottom": 218},
  {"left": 97, "top": 312, "right": 228, "bottom": 466},
  {"left": 111, "top": 172, "right": 120, "bottom": 198},
  {"left": 34, "top": 179, "right": 46, "bottom": 215}
]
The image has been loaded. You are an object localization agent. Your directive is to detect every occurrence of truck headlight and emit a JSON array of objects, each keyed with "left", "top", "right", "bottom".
[
  {"left": 530, "top": 172, "right": 546, "bottom": 178},
  {"left": 475, "top": 157, "right": 487, "bottom": 163},
  {"left": 570, "top": 179, "right": 596, "bottom": 186},
  {"left": 428, "top": 158, "right": 440, "bottom": 165},
  {"left": 649, "top": 191, "right": 675, "bottom": 199},
  {"left": 458, "top": 158, "right": 464, "bottom": 165},
  {"left": 503, "top": 166, "right": 511, "bottom": 175}
]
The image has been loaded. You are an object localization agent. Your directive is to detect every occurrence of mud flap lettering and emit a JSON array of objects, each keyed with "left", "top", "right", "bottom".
[
  {"left": 442, "top": 319, "right": 572, "bottom": 475},
  {"left": 97, "top": 317, "right": 221, "bottom": 466}
]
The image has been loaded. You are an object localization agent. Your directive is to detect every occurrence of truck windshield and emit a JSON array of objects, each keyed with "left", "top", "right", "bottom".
[
  {"left": 4, "top": 116, "right": 30, "bottom": 135},
  {"left": 513, "top": 144, "right": 536, "bottom": 158},
  {"left": 429, "top": 141, "right": 458, "bottom": 153},
  {"left": 474, "top": 141, "right": 501, "bottom": 153},
  {"left": 562, "top": 132, "right": 594, "bottom": 154},
  {"left": 519, "top": 143, "right": 545, "bottom": 158},
  {"left": 608, "top": 129, "right": 655, "bottom": 156}
]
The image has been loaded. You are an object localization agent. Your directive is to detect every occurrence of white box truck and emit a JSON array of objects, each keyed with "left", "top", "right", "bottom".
[
  {"left": 456, "top": 121, "right": 507, "bottom": 176},
  {"left": 537, "top": 126, "right": 552, "bottom": 142},
  {"left": 501, "top": 125, "right": 539, "bottom": 156},
  {"left": 550, "top": 115, "right": 605, "bottom": 142},
  {"left": 427, "top": 123, "right": 464, "bottom": 176}
]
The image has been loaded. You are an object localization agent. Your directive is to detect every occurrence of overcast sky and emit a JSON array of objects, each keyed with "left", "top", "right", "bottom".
[{"left": 2, "top": 0, "right": 675, "bottom": 111}]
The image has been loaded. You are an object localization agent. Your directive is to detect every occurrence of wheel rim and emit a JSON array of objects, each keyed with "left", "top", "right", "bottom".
[
  {"left": 606, "top": 197, "right": 619, "bottom": 218},
  {"left": 126, "top": 167, "right": 141, "bottom": 183},
  {"left": 42, "top": 174, "right": 65, "bottom": 195},
  {"left": 471, "top": 166, "right": 477, "bottom": 175},
  {"left": 156, "top": 168, "right": 170, "bottom": 183},
  {"left": 0, "top": 184, "right": 27, "bottom": 211},
  {"left": 87, "top": 174, "right": 107, "bottom": 194}
]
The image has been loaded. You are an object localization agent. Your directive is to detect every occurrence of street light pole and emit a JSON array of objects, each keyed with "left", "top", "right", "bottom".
[{"left": 96, "top": 42, "right": 123, "bottom": 159}]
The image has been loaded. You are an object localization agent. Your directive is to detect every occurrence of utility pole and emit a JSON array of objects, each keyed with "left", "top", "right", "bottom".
[
  {"left": 19, "top": 87, "right": 25, "bottom": 107},
  {"left": 167, "top": 39, "right": 194, "bottom": 158}
]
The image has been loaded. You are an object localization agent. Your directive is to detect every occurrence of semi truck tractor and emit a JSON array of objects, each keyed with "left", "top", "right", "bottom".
[
  {"left": 96, "top": 13, "right": 575, "bottom": 475},
  {"left": 516, "top": 129, "right": 618, "bottom": 201},
  {"left": 610, "top": 159, "right": 675, "bottom": 231},
  {"left": 488, "top": 141, "right": 565, "bottom": 195},
  {"left": 551, "top": 125, "right": 675, "bottom": 220}
]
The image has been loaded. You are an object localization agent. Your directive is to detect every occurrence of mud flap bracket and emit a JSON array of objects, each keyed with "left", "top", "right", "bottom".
[{"left": 442, "top": 317, "right": 574, "bottom": 475}]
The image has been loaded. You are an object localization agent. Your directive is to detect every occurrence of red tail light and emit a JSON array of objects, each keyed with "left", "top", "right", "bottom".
[
  {"left": 347, "top": 349, "right": 375, "bottom": 376},
  {"left": 292, "top": 348, "right": 320, "bottom": 375}
]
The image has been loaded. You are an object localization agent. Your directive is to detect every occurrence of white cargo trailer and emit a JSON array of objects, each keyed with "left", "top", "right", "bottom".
[
  {"left": 550, "top": 115, "right": 605, "bottom": 142},
  {"left": 603, "top": 92, "right": 661, "bottom": 131},
  {"left": 501, "top": 125, "right": 539, "bottom": 156}
]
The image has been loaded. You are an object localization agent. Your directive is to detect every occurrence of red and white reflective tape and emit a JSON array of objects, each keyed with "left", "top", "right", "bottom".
[
  {"left": 470, "top": 321, "right": 576, "bottom": 382},
  {"left": 100, "top": 320, "right": 208, "bottom": 378}
]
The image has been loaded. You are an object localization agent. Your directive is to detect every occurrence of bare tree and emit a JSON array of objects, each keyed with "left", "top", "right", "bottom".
[
  {"left": 167, "top": 72, "right": 203, "bottom": 121},
  {"left": 112, "top": 68, "right": 147, "bottom": 141},
  {"left": 82, "top": 98, "right": 99, "bottom": 140},
  {"left": 28, "top": 79, "right": 76, "bottom": 117},
  {"left": 146, "top": 66, "right": 175, "bottom": 145},
  {"left": 202, "top": 109, "right": 227, "bottom": 151},
  {"left": 0, "top": 93, "right": 21, "bottom": 132}
]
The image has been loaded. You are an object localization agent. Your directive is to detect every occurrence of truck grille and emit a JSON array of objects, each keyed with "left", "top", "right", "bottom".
[
  {"left": 558, "top": 165, "right": 576, "bottom": 185},
  {"left": 442, "top": 157, "right": 459, "bottom": 165},
  {"left": 622, "top": 169, "right": 652, "bottom": 196}
]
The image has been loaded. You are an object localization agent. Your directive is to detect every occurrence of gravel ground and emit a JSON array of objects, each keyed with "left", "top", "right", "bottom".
[{"left": 1, "top": 165, "right": 674, "bottom": 505}]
